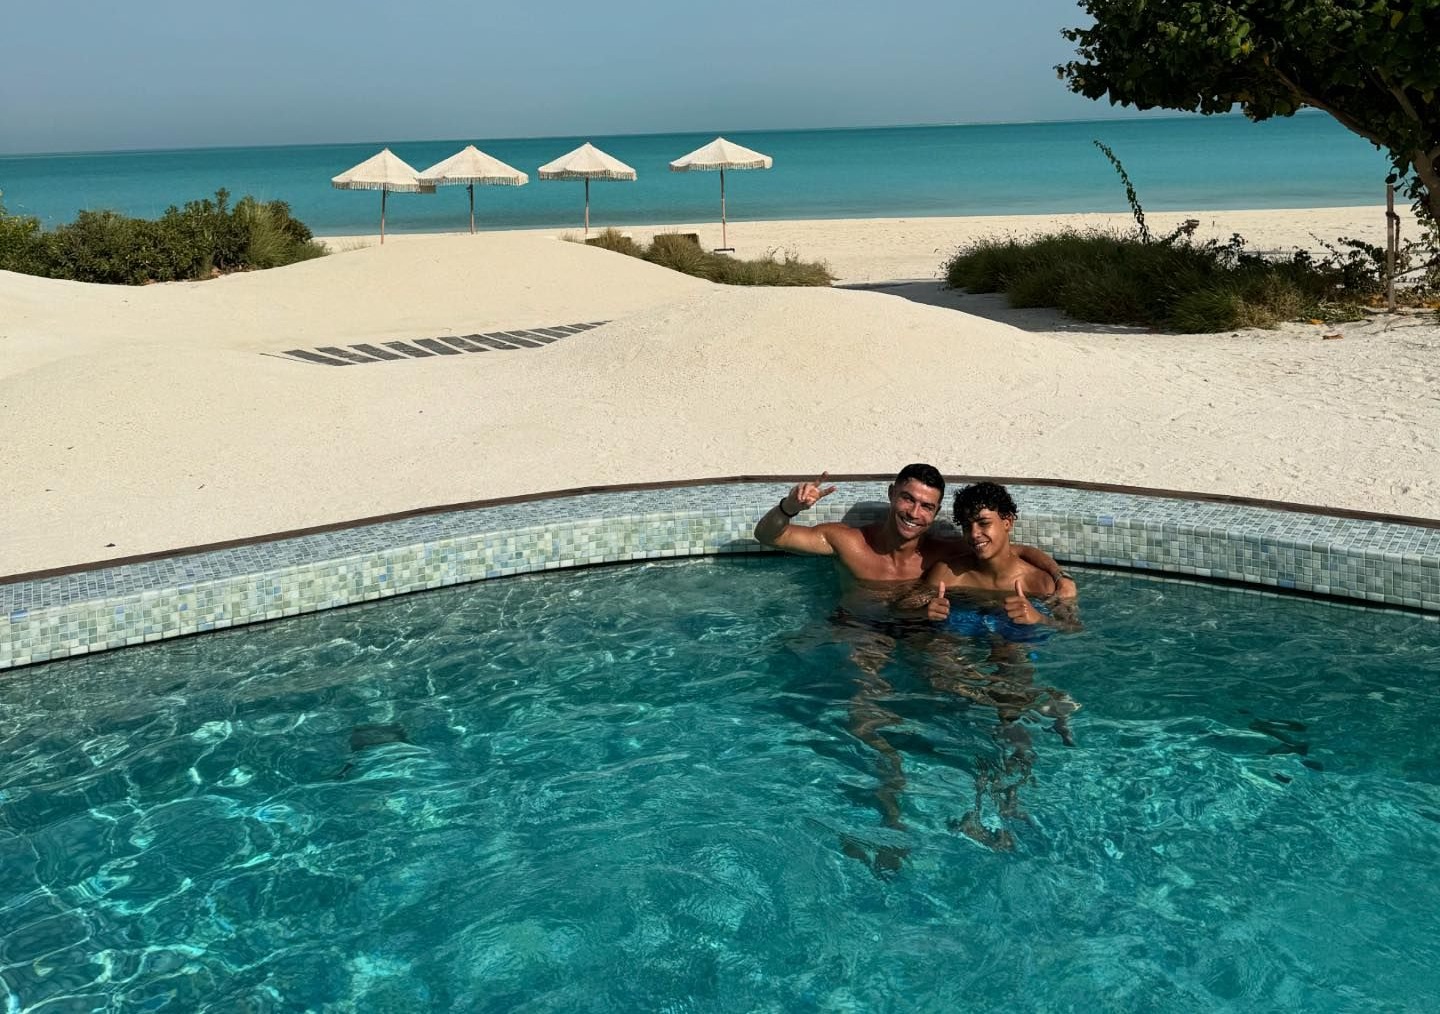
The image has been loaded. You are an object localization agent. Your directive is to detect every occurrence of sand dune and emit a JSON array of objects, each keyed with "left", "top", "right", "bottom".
[
  {"left": 2, "top": 207, "right": 1435, "bottom": 575},
  {"left": 0, "top": 231, "right": 707, "bottom": 377}
]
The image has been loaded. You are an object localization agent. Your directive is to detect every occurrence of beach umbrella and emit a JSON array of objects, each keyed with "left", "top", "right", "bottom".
[
  {"left": 331, "top": 148, "right": 434, "bottom": 244},
  {"left": 537, "top": 142, "right": 637, "bottom": 235},
  {"left": 669, "top": 137, "right": 773, "bottom": 251},
  {"left": 417, "top": 145, "right": 529, "bottom": 234}
]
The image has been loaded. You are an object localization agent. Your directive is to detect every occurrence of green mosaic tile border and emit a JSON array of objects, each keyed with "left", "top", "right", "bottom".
[{"left": 2, "top": 487, "right": 1436, "bottom": 670}]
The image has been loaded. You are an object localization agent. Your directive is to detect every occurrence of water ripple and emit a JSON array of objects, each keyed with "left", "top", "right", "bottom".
[{"left": 0, "top": 561, "right": 1436, "bottom": 1010}]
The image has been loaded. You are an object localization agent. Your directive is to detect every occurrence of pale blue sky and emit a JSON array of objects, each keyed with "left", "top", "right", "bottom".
[{"left": 0, "top": 0, "right": 1144, "bottom": 155}]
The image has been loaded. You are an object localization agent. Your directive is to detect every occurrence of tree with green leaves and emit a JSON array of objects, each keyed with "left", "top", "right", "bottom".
[{"left": 1057, "top": 1, "right": 1440, "bottom": 228}]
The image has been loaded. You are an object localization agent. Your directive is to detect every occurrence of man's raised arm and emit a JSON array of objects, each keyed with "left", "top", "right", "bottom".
[{"left": 754, "top": 473, "right": 841, "bottom": 555}]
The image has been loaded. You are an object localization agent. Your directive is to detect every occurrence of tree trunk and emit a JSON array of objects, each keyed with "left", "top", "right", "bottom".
[{"left": 1413, "top": 150, "right": 1440, "bottom": 229}]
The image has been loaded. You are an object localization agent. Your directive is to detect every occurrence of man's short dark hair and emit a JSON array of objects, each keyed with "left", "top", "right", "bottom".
[
  {"left": 954, "top": 482, "right": 1017, "bottom": 525},
  {"left": 893, "top": 463, "right": 945, "bottom": 496}
]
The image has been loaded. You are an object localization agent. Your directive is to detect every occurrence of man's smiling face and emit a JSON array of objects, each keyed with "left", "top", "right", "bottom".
[{"left": 887, "top": 478, "right": 942, "bottom": 542}]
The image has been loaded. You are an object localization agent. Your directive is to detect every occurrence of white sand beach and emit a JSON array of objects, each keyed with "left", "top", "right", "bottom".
[
  {"left": 322, "top": 205, "right": 1423, "bottom": 286},
  {"left": 2, "top": 206, "right": 1436, "bottom": 576}
]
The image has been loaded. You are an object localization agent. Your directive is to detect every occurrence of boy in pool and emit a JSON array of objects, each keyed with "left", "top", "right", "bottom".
[
  {"left": 903, "top": 480, "right": 1081, "bottom": 738},
  {"left": 914, "top": 481, "right": 1080, "bottom": 633},
  {"left": 908, "top": 482, "right": 1082, "bottom": 851}
]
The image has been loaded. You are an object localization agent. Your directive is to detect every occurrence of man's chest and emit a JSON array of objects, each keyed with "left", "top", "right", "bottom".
[
  {"left": 841, "top": 544, "right": 931, "bottom": 583},
  {"left": 847, "top": 558, "right": 924, "bottom": 583}
]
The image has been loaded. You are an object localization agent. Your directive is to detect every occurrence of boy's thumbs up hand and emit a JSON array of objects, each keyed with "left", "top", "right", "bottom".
[{"left": 1004, "top": 577, "right": 1043, "bottom": 625}]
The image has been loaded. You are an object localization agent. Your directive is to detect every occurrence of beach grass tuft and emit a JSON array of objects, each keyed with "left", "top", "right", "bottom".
[
  {"left": 328, "top": 238, "right": 373, "bottom": 253},
  {"left": 645, "top": 232, "right": 711, "bottom": 275},
  {"left": 572, "top": 228, "right": 833, "bottom": 286},
  {"left": 239, "top": 197, "right": 326, "bottom": 269},
  {"left": 944, "top": 227, "right": 1388, "bottom": 332},
  {"left": 582, "top": 227, "right": 645, "bottom": 258}
]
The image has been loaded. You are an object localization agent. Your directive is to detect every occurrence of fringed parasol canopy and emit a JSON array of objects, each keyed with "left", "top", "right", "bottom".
[
  {"left": 419, "top": 145, "right": 529, "bottom": 187},
  {"left": 419, "top": 145, "right": 529, "bottom": 234},
  {"left": 331, "top": 148, "right": 435, "bottom": 193},
  {"left": 667, "top": 137, "right": 774, "bottom": 251},
  {"left": 537, "top": 142, "right": 637, "bottom": 234},
  {"left": 330, "top": 149, "right": 433, "bottom": 243},
  {"left": 537, "top": 142, "right": 637, "bottom": 182},
  {"left": 668, "top": 137, "right": 773, "bottom": 173}
]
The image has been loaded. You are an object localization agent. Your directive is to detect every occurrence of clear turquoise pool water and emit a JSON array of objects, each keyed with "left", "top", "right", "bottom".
[{"left": 2, "top": 558, "right": 1437, "bottom": 1012}]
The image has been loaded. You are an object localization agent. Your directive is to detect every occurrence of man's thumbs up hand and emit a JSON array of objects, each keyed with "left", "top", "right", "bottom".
[{"left": 926, "top": 582, "right": 950, "bottom": 622}]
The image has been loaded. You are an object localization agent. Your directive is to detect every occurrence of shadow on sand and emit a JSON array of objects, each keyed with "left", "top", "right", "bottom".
[{"left": 837, "top": 279, "right": 1153, "bottom": 337}]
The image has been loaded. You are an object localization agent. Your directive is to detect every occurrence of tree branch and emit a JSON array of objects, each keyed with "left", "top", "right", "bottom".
[
  {"left": 1377, "top": 69, "right": 1423, "bottom": 124},
  {"left": 1265, "top": 63, "right": 1392, "bottom": 150}
]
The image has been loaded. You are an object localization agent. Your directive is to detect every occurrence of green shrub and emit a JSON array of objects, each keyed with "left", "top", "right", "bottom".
[
  {"left": 1006, "top": 261, "right": 1072, "bottom": 308},
  {"left": 0, "top": 198, "right": 46, "bottom": 274},
  {"left": 577, "top": 228, "right": 833, "bottom": 287},
  {"left": 1167, "top": 286, "right": 1246, "bottom": 332},
  {"left": 709, "top": 250, "right": 835, "bottom": 286},
  {"left": 943, "top": 237, "right": 1027, "bottom": 292},
  {"left": 1058, "top": 261, "right": 1152, "bottom": 323},
  {"left": 941, "top": 137, "right": 1422, "bottom": 331},
  {"left": 943, "top": 225, "right": 1403, "bottom": 333},
  {"left": 155, "top": 189, "right": 244, "bottom": 276},
  {"left": 0, "top": 188, "right": 325, "bottom": 284},
  {"left": 1234, "top": 272, "right": 1308, "bottom": 326},
  {"left": 45, "top": 210, "right": 178, "bottom": 285}
]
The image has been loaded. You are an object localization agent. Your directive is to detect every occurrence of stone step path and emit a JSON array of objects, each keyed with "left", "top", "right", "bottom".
[{"left": 276, "top": 321, "right": 608, "bottom": 366}]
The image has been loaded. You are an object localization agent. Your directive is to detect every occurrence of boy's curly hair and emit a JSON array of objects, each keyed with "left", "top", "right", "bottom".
[{"left": 953, "top": 481, "right": 1018, "bottom": 525}]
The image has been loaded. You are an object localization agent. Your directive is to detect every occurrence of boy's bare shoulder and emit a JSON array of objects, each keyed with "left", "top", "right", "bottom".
[
  {"left": 919, "top": 538, "right": 978, "bottom": 585},
  {"left": 924, "top": 532, "right": 976, "bottom": 565}
]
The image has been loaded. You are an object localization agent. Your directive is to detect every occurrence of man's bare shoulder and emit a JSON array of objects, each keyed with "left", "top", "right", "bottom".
[
  {"left": 814, "top": 521, "right": 866, "bottom": 542},
  {"left": 1013, "top": 558, "right": 1063, "bottom": 596}
]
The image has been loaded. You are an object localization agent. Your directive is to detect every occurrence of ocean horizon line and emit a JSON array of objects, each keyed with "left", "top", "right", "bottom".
[
  {"left": 2, "top": 114, "right": 1385, "bottom": 234},
  {"left": 0, "top": 110, "right": 1297, "bottom": 162}
]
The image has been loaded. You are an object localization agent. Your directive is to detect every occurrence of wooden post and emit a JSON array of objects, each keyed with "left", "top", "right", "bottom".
[
  {"left": 720, "top": 167, "right": 728, "bottom": 250},
  {"left": 381, "top": 188, "right": 387, "bottom": 245},
  {"left": 469, "top": 183, "right": 475, "bottom": 235},
  {"left": 1386, "top": 183, "right": 1399, "bottom": 312},
  {"left": 584, "top": 177, "right": 590, "bottom": 235}
]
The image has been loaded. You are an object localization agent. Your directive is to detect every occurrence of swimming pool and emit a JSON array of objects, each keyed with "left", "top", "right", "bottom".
[{"left": 3, "top": 557, "right": 1436, "bottom": 1011}]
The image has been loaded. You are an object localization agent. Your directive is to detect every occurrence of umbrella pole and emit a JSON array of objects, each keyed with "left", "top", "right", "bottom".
[
  {"left": 381, "top": 188, "right": 387, "bottom": 245},
  {"left": 584, "top": 178, "right": 590, "bottom": 235},
  {"left": 469, "top": 183, "right": 475, "bottom": 234},
  {"left": 720, "top": 167, "right": 728, "bottom": 250}
]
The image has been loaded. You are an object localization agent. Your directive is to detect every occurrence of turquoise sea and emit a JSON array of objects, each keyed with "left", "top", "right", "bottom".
[{"left": 0, "top": 114, "right": 1394, "bottom": 236}]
